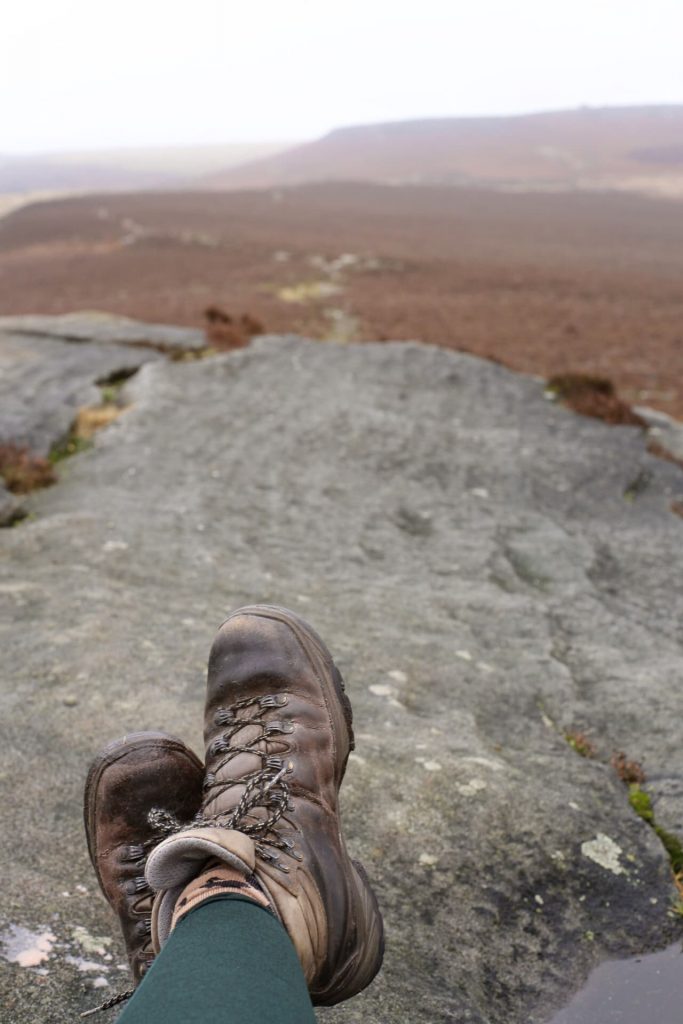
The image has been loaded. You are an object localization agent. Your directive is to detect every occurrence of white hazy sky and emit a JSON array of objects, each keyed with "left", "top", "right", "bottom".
[{"left": 2, "top": 0, "right": 682, "bottom": 154}]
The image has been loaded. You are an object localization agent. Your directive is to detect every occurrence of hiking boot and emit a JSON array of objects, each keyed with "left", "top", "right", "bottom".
[
  {"left": 84, "top": 732, "right": 204, "bottom": 986},
  {"left": 146, "top": 605, "right": 384, "bottom": 1005}
]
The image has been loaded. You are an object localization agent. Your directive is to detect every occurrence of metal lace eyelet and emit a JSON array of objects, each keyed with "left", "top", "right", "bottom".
[
  {"left": 203, "top": 772, "right": 216, "bottom": 789},
  {"left": 257, "top": 846, "right": 278, "bottom": 862},
  {"left": 123, "top": 844, "right": 145, "bottom": 861},
  {"left": 125, "top": 876, "right": 149, "bottom": 895},
  {"left": 210, "top": 736, "right": 229, "bottom": 756},
  {"left": 266, "top": 756, "right": 283, "bottom": 770},
  {"left": 258, "top": 848, "right": 289, "bottom": 872},
  {"left": 265, "top": 720, "right": 294, "bottom": 735},
  {"left": 259, "top": 694, "right": 288, "bottom": 708},
  {"left": 214, "top": 708, "right": 234, "bottom": 726}
]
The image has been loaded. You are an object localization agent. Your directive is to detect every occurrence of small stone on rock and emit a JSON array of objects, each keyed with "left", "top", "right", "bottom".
[
  {"left": 388, "top": 669, "right": 408, "bottom": 684},
  {"left": 102, "top": 540, "right": 128, "bottom": 553},
  {"left": 369, "top": 684, "right": 394, "bottom": 697}
]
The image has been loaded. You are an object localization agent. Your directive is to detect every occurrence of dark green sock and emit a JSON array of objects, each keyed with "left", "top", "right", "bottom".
[{"left": 117, "top": 895, "right": 316, "bottom": 1024}]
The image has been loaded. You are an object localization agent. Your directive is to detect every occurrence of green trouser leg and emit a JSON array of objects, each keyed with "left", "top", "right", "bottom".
[{"left": 118, "top": 896, "right": 317, "bottom": 1024}]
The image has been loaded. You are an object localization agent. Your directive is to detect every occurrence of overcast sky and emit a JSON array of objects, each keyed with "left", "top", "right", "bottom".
[{"left": 2, "top": 0, "right": 681, "bottom": 154}]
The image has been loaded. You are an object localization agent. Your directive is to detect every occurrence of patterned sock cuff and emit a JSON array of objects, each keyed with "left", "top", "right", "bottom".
[{"left": 171, "top": 865, "right": 271, "bottom": 931}]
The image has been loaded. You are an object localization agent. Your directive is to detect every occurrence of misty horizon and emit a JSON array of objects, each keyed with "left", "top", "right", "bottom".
[
  {"left": 2, "top": 101, "right": 682, "bottom": 160},
  {"left": 3, "top": 0, "right": 682, "bottom": 154}
]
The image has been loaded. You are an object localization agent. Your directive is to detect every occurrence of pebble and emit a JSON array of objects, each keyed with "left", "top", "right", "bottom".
[
  {"left": 369, "top": 684, "right": 394, "bottom": 697},
  {"left": 102, "top": 540, "right": 128, "bottom": 553},
  {"left": 456, "top": 778, "right": 487, "bottom": 795}
]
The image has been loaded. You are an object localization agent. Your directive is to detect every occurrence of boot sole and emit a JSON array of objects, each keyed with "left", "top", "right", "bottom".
[
  {"left": 83, "top": 731, "right": 203, "bottom": 900},
  {"left": 349, "top": 858, "right": 386, "bottom": 996},
  {"left": 312, "top": 857, "right": 386, "bottom": 1005}
]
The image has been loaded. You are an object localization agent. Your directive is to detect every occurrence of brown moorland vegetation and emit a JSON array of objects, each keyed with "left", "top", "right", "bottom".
[
  {"left": 0, "top": 182, "right": 681, "bottom": 417},
  {"left": 0, "top": 444, "right": 56, "bottom": 493}
]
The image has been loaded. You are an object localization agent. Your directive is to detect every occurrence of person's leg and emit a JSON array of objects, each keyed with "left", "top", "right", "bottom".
[{"left": 118, "top": 895, "right": 316, "bottom": 1024}]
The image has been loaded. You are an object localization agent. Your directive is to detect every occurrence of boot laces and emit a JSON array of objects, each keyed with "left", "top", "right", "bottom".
[
  {"left": 198, "top": 694, "right": 298, "bottom": 870},
  {"left": 80, "top": 989, "right": 134, "bottom": 1018}
]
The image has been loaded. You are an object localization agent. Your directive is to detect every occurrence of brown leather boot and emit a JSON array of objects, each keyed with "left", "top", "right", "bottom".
[
  {"left": 146, "top": 605, "right": 384, "bottom": 1005},
  {"left": 83, "top": 732, "right": 203, "bottom": 988}
]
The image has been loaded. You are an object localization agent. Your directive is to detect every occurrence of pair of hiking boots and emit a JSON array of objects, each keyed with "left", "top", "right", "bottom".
[{"left": 84, "top": 605, "right": 384, "bottom": 1011}]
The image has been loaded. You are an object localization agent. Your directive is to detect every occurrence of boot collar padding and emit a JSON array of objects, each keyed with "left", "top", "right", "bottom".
[{"left": 145, "top": 828, "right": 257, "bottom": 949}]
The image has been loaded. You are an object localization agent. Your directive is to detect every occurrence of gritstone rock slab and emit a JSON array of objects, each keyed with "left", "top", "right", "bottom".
[{"left": 0, "top": 329, "right": 682, "bottom": 1023}]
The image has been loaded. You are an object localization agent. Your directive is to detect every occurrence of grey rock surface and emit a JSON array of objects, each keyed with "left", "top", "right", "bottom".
[
  {"left": 636, "top": 404, "right": 683, "bottom": 463},
  {"left": 0, "top": 326, "right": 163, "bottom": 456},
  {"left": 0, "top": 312, "right": 206, "bottom": 351},
  {"left": 1, "top": 331, "right": 682, "bottom": 1023},
  {"left": 0, "top": 480, "right": 20, "bottom": 526}
]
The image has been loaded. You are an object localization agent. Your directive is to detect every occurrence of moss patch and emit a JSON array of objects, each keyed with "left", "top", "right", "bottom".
[
  {"left": 629, "top": 784, "right": 683, "bottom": 877},
  {"left": 50, "top": 396, "right": 128, "bottom": 463},
  {"left": 564, "top": 731, "right": 683, "bottom": 902},
  {"left": 49, "top": 434, "right": 92, "bottom": 464}
]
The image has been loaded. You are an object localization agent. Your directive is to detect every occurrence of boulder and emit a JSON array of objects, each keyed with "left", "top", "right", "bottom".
[
  {"left": 0, "top": 312, "right": 206, "bottom": 352},
  {"left": 0, "top": 331, "right": 682, "bottom": 1022},
  {"left": 0, "top": 319, "right": 167, "bottom": 455}
]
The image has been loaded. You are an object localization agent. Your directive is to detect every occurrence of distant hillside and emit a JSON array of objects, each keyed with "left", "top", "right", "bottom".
[
  {"left": 206, "top": 106, "right": 683, "bottom": 197},
  {"left": 0, "top": 142, "right": 293, "bottom": 197},
  {"left": 0, "top": 157, "right": 178, "bottom": 194}
]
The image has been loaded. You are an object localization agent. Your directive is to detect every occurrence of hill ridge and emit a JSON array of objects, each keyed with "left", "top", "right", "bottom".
[{"left": 205, "top": 104, "right": 683, "bottom": 197}]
